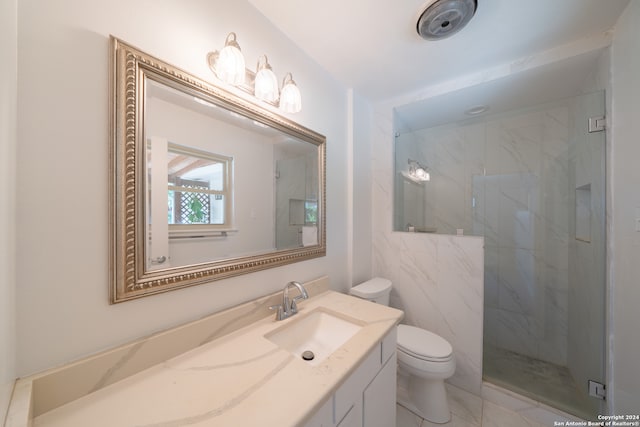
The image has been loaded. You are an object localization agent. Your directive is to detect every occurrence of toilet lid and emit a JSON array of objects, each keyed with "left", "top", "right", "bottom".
[{"left": 397, "top": 324, "right": 453, "bottom": 361}]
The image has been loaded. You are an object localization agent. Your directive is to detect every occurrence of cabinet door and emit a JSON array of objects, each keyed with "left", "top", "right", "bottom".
[
  {"left": 336, "top": 404, "right": 360, "bottom": 427},
  {"left": 303, "top": 397, "right": 334, "bottom": 427},
  {"left": 363, "top": 353, "right": 397, "bottom": 427},
  {"left": 334, "top": 346, "right": 379, "bottom": 424}
]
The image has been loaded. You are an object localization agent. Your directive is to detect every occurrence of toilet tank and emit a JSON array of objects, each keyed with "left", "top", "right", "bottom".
[{"left": 349, "top": 277, "right": 392, "bottom": 305}]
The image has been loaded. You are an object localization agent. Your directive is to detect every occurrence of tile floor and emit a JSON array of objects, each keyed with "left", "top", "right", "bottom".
[{"left": 396, "top": 382, "right": 585, "bottom": 427}]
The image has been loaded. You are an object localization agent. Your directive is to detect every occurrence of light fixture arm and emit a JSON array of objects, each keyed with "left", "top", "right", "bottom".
[
  {"left": 256, "top": 55, "right": 272, "bottom": 72},
  {"left": 224, "top": 32, "right": 241, "bottom": 50}
]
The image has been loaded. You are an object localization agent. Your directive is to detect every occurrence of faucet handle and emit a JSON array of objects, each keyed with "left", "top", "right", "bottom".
[
  {"left": 289, "top": 299, "right": 299, "bottom": 314},
  {"left": 269, "top": 304, "right": 285, "bottom": 321}
]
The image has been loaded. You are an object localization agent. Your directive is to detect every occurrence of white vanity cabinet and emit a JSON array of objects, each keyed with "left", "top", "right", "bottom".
[
  {"left": 304, "top": 398, "right": 334, "bottom": 427},
  {"left": 304, "top": 327, "right": 397, "bottom": 427}
]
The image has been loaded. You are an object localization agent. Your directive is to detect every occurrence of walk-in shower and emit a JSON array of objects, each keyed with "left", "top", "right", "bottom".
[{"left": 393, "top": 72, "right": 607, "bottom": 418}]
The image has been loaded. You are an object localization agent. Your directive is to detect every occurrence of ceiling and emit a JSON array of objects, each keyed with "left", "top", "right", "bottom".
[
  {"left": 393, "top": 47, "right": 603, "bottom": 131},
  {"left": 248, "top": 0, "right": 630, "bottom": 104}
]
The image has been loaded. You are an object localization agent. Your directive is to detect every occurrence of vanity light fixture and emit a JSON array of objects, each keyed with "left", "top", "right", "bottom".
[
  {"left": 254, "top": 55, "right": 279, "bottom": 103},
  {"left": 207, "top": 32, "right": 302, "bottom": 113},
  {"left": 279, "top": 73, "right": 302, "bottom": 114},
  {"left": 408, "top": 159, "right": 430, "bottom": 182}
]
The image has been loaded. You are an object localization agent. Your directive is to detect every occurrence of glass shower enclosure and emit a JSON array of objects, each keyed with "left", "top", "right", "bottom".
[{"left": 394, "top": 91, "right": 607, "bottom": 419}]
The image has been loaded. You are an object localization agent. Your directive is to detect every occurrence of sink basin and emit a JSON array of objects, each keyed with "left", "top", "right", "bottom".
[{"left": 265, "top": 308, "right": 363, "bottom": 366}]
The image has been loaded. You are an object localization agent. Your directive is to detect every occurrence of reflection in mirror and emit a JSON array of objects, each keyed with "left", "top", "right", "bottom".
[
  {"left": 145, "top": 80, "right": 319, "bottom": 270},
  {"left": 146, "top": 139, "right": 234, "bottom": 271},
  {"left": 110, "top": 37, "right": 325, "bottom": 303}
]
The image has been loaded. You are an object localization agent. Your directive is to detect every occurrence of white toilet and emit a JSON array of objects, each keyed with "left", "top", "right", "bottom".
[{"left": 349, "top": 278, "right": 455, "bottom": 424}]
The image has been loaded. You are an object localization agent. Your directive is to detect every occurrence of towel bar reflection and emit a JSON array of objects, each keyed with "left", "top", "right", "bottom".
[{"left": 168, "top": 231, "right": 229, "bottom": 239}]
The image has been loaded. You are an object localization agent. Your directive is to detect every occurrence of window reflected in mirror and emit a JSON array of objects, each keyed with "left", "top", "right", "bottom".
[
  {"left": 165, "top": 144, "right": 232, "bottom": 227},
  {"left": 146, "top": 141, "right": 235, "bottom": 270}
]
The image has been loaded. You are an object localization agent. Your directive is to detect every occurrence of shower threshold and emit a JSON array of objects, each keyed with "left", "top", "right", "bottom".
[{"left": 483, "top": 344, "right": 599, "bottom": 420}]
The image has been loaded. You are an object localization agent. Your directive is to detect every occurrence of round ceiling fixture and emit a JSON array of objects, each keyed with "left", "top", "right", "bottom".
[{"left": 417, "top": 0, "right": 478, "bottom": 41}]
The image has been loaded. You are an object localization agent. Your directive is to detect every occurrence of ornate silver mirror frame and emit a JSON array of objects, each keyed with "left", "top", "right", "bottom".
[{"left": 109, "top": 36, "right": 326, "bottom": 303}]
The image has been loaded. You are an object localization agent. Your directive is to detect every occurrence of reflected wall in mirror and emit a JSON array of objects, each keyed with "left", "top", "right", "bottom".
[{"left": 110, "top": 36, "right": 326, "bottom": 303}]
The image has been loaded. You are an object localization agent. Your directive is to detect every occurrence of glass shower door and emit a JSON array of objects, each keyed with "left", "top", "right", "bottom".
[{"left": 482, "top": 90, "right": 607, "bottom": 419}]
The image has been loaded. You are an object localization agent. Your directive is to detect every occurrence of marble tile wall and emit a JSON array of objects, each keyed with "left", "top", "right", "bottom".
[{"left": 372, "top": 107, "right": 484, "bottom": 395}]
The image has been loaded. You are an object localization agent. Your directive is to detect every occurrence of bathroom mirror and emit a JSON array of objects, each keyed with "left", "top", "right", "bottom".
[{"left": 110, "top": 37, "right": 326, "bottom": 303}]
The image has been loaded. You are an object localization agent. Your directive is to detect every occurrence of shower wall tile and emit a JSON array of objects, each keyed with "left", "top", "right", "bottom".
[
  {"left": 434, "top": 175, "right": 466, "bottom": 233},
  {"left": 481, "top": 176, "right": 500, "bottom": 247},
  {"left": 483, "top": 104, "right": 570, "bottom": 366},
  {"left": 537, "top": 251, "right": 569, "bottom": 292},
  {"left": 497, "top": 176, "right": 537, "bottom": 250},
  {"left": 373, "top": 233, "right": 485, "bottom": 396},
  {"left": 387, "top": 236, "right": 440, "bottom": 328},
  {"left": 372, "top": 106, "right": 484, "bottom": 396},
  {"left": 485, "top": 115, "right": 542, "bottom": 176},
  {"left": 496, "top": 309, "right": 540, "bottom": 357},
  {"left": 411, "top": 122, "right": 486, "bottom": 236},
  {"left": 497, "top": 248, "right": 539, "bottom": 316},
  {"left": 538, "top": 287, "right": 568, "bottom": 365},
  {"left": 471, "top": 175, "right": 486, "bottom": 237},
  {"left": 500, "top": 125, "right": 542, "bottom": 175},
  {"left": 542, "top": 106, "right": 570, "bottom": 159},
  {"left": 484, "top": 125, "right": 502, "bottom": 176},
  {"left": 438, "top": 236, "right": 484, "bottom": 392},
  {"left": 463, "top": 123, "right": 486, "bottom": 236},
  {"left": 484, "top": 246, "right": 499, "bottom": 308},
  {"left": 483, "top": 307, "right": 500, "bottom": 348},
  {"left": 431, "top": 128, "right": 467, "bottom": 234}
]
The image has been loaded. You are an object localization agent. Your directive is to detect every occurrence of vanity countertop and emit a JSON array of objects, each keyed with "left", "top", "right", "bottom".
[{"left": 25, "top": 290, "right": 402, "bottom": 427}]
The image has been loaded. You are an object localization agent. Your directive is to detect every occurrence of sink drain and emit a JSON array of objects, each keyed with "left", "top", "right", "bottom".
[{"left": 302, "top": 350, "right": 315, "bottom": 361}]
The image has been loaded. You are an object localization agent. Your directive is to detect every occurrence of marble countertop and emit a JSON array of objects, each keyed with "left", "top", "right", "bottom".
[{"left": 28, "top": 290, "right": 402, "bottom": 427}]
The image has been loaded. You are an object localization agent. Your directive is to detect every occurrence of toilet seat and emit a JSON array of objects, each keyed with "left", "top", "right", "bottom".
[{"left": 397, "top": 325, "right": 453, "bottom": 362}]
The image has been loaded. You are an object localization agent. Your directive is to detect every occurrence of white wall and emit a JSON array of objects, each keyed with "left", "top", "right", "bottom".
[
  {"left": 610, "top": 0, "right": 640, "bottom": 413},
  {"left": 351, "top": 91, "right": 373, "bottom": 285},
  {"left": 17, "top": 0, "right": 349, "bottom": 376},
  {"left": 0, "top": 0, "right": 18, "bottom": 421}
]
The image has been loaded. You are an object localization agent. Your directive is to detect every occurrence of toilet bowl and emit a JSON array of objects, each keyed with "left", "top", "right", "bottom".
[{"left": 349, "top": 278, "right": 455, "bottom": 423}]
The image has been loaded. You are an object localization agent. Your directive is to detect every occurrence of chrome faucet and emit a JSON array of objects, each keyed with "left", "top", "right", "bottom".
[{"left": 269, "top": 281, "right": 309, "bottom": 321}]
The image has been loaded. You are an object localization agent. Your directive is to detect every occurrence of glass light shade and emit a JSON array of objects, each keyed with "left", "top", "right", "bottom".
[
  {"left": 280, "top": 73, "right": 302, "bottom": 113},
  {"left": 254, "top": 56, "right": 279, "bottom": 102},
  {"left": 415, "top": 168, "right": 430, "bottom": 181},
  {"left": 217, "top": 33, "right": 245, "bottom": 86},
  {"left": 408, "top": 160, "right": 430, "bottom": 182}
]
